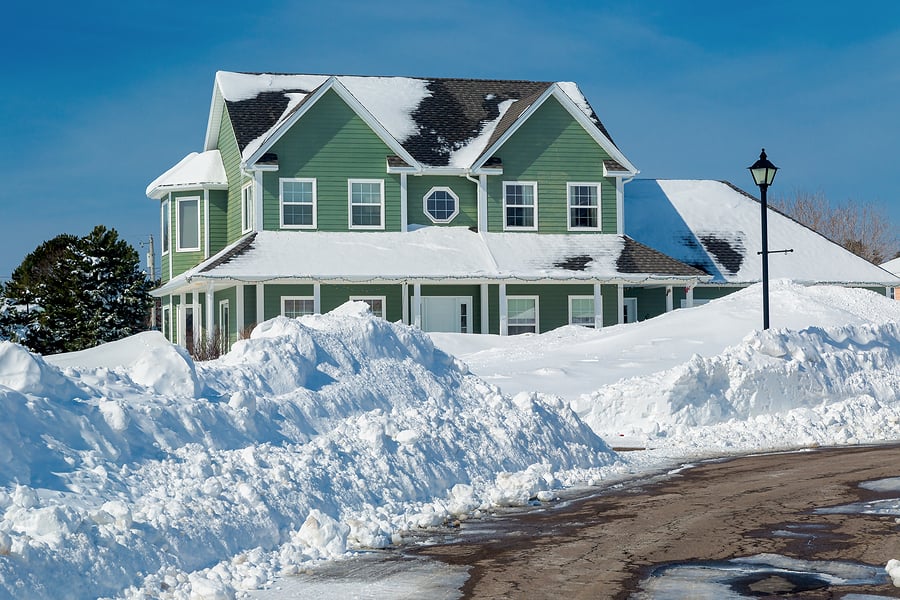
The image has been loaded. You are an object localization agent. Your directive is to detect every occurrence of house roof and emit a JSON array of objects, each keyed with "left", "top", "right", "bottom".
[
  {"left": 880, "top": 256, "right": 900, "bottom": 276},
  {"left": 145, "top": 150, "right": 228, "bottom": 199},
  {"left": 625, "top": 179, "right": 900, "bottom": 286},
  {"left": 206, "top": 71, "right": 631, "bottom": 173},
  {"left": 153, "top": 228, "right": 707, "bottom": 296}
]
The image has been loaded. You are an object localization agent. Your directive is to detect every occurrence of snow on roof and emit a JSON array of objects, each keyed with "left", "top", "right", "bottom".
[
  {"left": 625, "top": 179, "right": 900, "bottom": 286},
  {"left": 153, "top": 228, "right": 705, "bottom": 296},
  {"left": 881, "top": 256, "right": 900, "bottom": 276},
  {"left": 448, "top": 99, "right": 515, "bottom": 168},
  {"left": 145, "top": 150, "right": 227, "bottom": 198}
]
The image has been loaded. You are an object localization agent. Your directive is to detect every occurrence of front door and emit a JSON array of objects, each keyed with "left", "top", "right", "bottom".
[{"left": 421, "top": 296, "right": 471, "bottom": 333}]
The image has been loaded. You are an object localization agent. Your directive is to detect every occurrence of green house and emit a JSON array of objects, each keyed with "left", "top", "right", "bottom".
[{"left": 147, "top": 72, "right": 707, "bottom": 349}]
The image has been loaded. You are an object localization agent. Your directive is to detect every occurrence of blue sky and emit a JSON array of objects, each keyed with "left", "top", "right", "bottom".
[{"left": 2, "top": 0, "right": 899, "bottom": 280}]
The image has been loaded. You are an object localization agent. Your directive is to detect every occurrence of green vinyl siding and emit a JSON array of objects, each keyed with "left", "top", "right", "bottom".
[
  {"left": 217, "top": 103, "right": 249, "bottom": 243},
  {"left": 489, "top": 284, "right": 619, "bottom": 333},
  {"left": 321, "top": 284, "right": 403, "bottom": 321},
  {"left": 263, "top": 284, "right": 316, "bottom": 320},
  {"left": 672, "top": 285, "right": 736, "bottom": 309},
  {"left": 209, "top": 190, "right": 228, "bottom": 254},
  {"left": 624, "top": 287, "right": 668, "bottom": 322},
  {"left": 486, "top": 96, "right": 618, "bottom": 233},
  {"left": 265, "top": 89, "right": 401, "bottom": 232},
  {"left": 407, "top": 177, "right": 478, "bottom": 228},
  {"left": 243, "top": 285, "right": 258, "bottom": 332}
]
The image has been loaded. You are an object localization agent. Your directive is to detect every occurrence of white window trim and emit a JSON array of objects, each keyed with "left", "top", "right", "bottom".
[
  {"left": 161, "top": 198, "right": 170, "bottom": 256},
  {"left": 281, "top": 296, "right": 316, "bottom": 318},
  {"left": 423, "top": 186, "right": 459, "bottom": 224},
  {"left": 566, "top": 182, "right": 602, "bottom": 231},
  {"left": 502, "top": 181, "right": 538, "bottom": 231},
  {"left": 624, "top": 297, "right": 638, "bottom": 323},
  {"left": 350, "top": 295, "right": 387, "bottom": 319},
  {"left": 241, "top": 181, "right": 253, "bottom": 234},
  {"left": 175, "top": 196, "right": 201, "bottom": 252},
  {"left": 568, "top": 295, "right": 596, "bottom": 327},
  {"left": 280, "top": 178, "right": 317, "bottom": 229},
  {"left": 218, "top": 299, "right": 230, "bottom": 334},
  {"left": 507, "top": 295, "right": 540, "bottom": 334},
  {"left": 348, "top": 179, "right": 385, "bottom": 230}
]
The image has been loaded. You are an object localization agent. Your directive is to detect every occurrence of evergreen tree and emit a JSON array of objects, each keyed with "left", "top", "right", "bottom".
[{"left": 0, "top": 227, "right": 153, "bottom": 354}]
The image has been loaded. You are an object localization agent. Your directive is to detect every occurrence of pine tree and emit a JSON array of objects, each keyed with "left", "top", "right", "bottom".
[{"left": 0, "top": 227, "right": 153, "bottom": 354}]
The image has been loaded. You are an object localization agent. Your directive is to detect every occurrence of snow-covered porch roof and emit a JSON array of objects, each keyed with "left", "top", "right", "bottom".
[
  {"left": 152, "top": 228, "right": 709, "bottom": 297},
  {"left": 625, "top": 179, "right": 900, "bottom": 287}
]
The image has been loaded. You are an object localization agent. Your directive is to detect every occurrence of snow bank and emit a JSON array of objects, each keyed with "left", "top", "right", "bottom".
[{"left": 0, "top": 303, "right": 615, "bottom": 599}]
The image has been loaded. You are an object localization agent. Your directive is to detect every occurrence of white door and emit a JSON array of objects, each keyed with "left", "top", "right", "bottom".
[{"left": 421, "top": 297, "right": 471, "bottom": 333}]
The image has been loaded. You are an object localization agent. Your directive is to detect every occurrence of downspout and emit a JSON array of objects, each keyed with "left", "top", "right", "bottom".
[{"left": 465, "top": 172, "right": 487, "bottom": 232}]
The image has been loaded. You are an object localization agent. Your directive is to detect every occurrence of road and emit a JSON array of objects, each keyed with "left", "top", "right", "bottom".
[{"left": 406, "top": 445, "right": 900, "bottom": 599}]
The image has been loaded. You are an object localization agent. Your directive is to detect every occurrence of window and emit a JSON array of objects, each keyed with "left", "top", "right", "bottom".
[
  {"left": 503, "top": 182, "right": 538, "bottom": 230},
  {"left": 569, "top": 296, "right": 596, "bottom": 327},
  {"left": 507, "top": 296, "right": 539, "bottom": 335},
  {"left": 423, "top": 187, "right": 459, "bottom": 223},
  {"left": 623, "top": 297, "right": 638, "bottom": 323},
  {"left": 241, "top": 182, "right": 253, "bottom": 234},
  {"left": 281, "top": 178, "right": 317, "bottom": 228},
  {"left": 161, "top": 199, "right": 170, "bottom": 255},
  {"left": 568, "top": 183, "right": 601, "bottom": 230},
  {"left": 282, "top": 297, "right": 316, "bottom": 318},
  {"left": 176, "top": 196, "right": 200, "bottom": 252},
  {"left": 350, "top": 296, "right": 386, "bottom": 319},
  {"left": 349, "top": 179, "right": 384, "bottom": 229}
]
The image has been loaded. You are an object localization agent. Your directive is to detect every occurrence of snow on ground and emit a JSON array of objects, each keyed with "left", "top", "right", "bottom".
[{"left": 2, "top": 282, "right": 900, "bottom": 598}]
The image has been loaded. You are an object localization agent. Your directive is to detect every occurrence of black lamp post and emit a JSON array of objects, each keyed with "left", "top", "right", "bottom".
[{"left": 748, "top": 148, "right": 778, "bottom": 330}]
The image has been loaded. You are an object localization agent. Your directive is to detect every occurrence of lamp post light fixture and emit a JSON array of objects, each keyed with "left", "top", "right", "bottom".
[{"left": 748, "top": 148, "right": 779, "bottom": 330}]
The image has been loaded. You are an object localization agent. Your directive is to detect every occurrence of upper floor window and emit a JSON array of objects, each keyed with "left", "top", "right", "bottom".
[
  {"left": 568, "top": 183, "right": 601, "bottom": 230},
  {"left": 281, "top": 178, "right": 317, "bottom": 229},
  {"left": 241, "top": 182, "right": 253, "bottom": 234},
  {"left": 176, "top": 196, "right": 200, "bottom": 252},
  {"left": 282, "top": 296, "right": 316, "bottom": 318},
  {"left": 423, "top": 187, "right": 459, "bottom": 223},
  {"left": 349, "top": 179, "right": 384, "bottom": 230},
  {"left": 503, "top": 182, "right": 537, "bottom": 231},
  {"left": 161, "top": 199, "right": 170, "bottom": 255}
]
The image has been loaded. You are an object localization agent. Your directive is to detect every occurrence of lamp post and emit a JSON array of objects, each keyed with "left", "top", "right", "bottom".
[{"left": 748, "top": 148, "right": 778, "bottom": 330}]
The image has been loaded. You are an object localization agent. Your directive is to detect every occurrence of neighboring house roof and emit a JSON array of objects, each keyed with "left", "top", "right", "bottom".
[
  {"left": 625, "top": 179, "right": 900, "bottom": 286},
  {"left": 204, "top": 71, "right": 635, "bottom": 174},
  {"left": 880, "top": 256, "right": 900, "bottom": 276},
  {"left": 146, "top": 150, "right": 228, "bottom": 199},
  {"left": 153, "top": 228, "right": 707, "bottom": 296}
]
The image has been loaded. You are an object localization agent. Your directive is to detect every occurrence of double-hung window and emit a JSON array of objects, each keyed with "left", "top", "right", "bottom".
[
  {"left": 568, "top": 296, "right": 596, "bottom": 327},
  {"left": 241, "top": 182, "right": 253, "bottom": 234},
  {"left": 282, "top": 297, "right": 316, "bottom": 318},
  {"left": 349, "top": 179, "right": 385, "bottom": 229},
  {"left": 567, "top": 183, "right": 601, "bottom": 230},
  {"left": 507, "top": 296, "right": 539, "bottom": 335},
  {"left": 503, "top": 182, "right": 538, "bottom": 230},
  {"left": 281, "top": 178, "right": 317, "bottom": 228},
  {"left": 176, "top": 196, "right": 200, "bottom": 252},
  {"left": 161, "top": 199, "right": 170, "bottom": 255},
  {"left": 350, "top": 296, "right": 386, "bottom": 319}
]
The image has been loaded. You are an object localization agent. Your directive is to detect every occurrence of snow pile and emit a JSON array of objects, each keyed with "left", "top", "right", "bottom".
[
  {"left": 0, "top": 302, "right": 614, "bottom": 599},
  {"left": 577, "top": 320, "right": 900, "bottom": 446}
]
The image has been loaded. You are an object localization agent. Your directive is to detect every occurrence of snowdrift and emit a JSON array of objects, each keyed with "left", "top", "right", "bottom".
[{"left": 0, "top": 302, "right": 614, "bottom": 599}]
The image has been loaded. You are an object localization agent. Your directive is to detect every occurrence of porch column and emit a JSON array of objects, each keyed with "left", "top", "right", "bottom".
[
  {"left": 313, "top": 283, "right": 322, "bottom": 314},
  {"left": 205, "top": 283, "right": 215, "bottom": 340},
  {"left": 401, "top": 282, "right": 409, "bottom": 324},
  {"left": 178, "top": 293, "right": 186, "bottom": 346},
  {"left": 413, "top": 284, "right": 422, "bottom": 328},
  {"left": 685, "top": 285, "right": 695, "bottom": 308},
  {"left": 235, "top": 283, "right": 245, "bottom": 335},
  {"left": 617, "top": 284, "right": 625, "bottom": 324},
  {"left": 499, "top": 283, "right": 508, "bottom": 336},
  {"left": 593, "top": 283, "right": 603, "bottom": 329},
  {"left": 480, "top": 283, "right": 489, "bottom": 334},
  {"left": 666, "top": 286, "right": 674, "bottom": 312},
  {"left": 256, "top": 284, "right": 265, "bottom": 324},
  {"left": 400, "top": 173, "right": 408, "bottom": 233}
]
